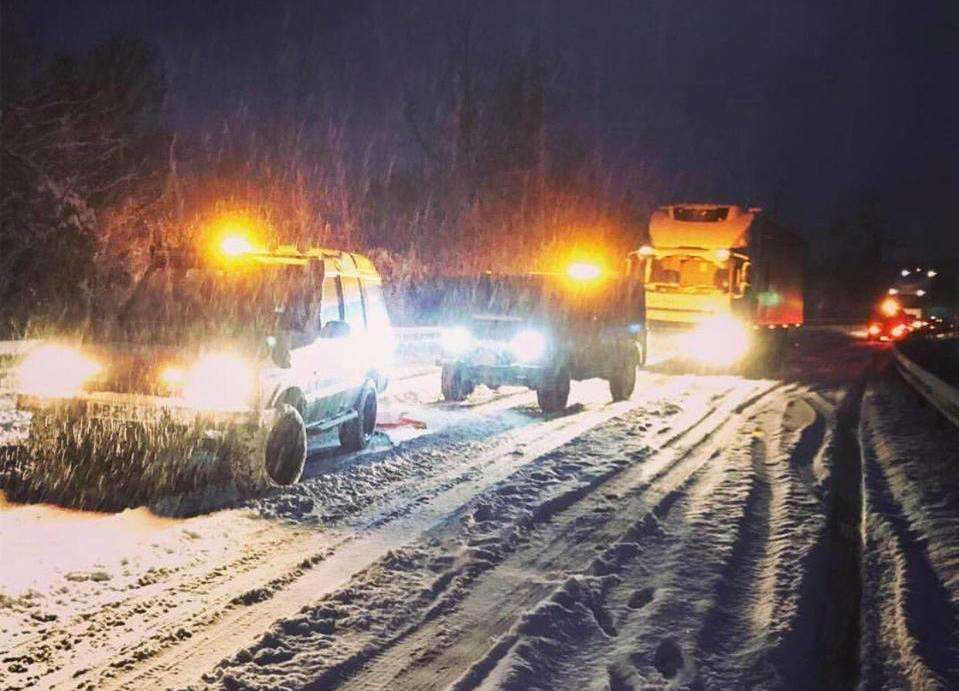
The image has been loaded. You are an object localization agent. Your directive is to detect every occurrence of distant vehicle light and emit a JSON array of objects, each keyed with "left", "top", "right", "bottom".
[
  {"left": 15, "top": 344, "right": 101, "bottom": 398},
  {"left": 916, "top": 289, "right": 926, "bottom": 297},
  {"left": 638, "top": 245, "right": 655, "bottom": 257},
  {"left": 890, "top": 323, "right": 908, "bottom": 339},
  {"left": 510, "top": 329, "right": 547, "bottom": 362},
  {"left": 182, "top": 352, "right": 255, "bottom": 411},
  {"left": 684, "top": 316, "right": 751, "bottom": 366},
  {"left": 927, "top": 270, "right": 937, "bottom": 278},
  {"left": 887, "top": 288, "right": 899, "bottom": 295},
  {"left": 441, "top": 326, "right": 473, "bottom": 355},
  {"left": 880, "top": 297, "right": 900, "bottom": 317},
  {"left": 220, "top": 234, "right": 256, "bottom": 257},
  {"left": 867, "top": 323, "right": 881, "bottom": 336},
  {"left": 901, "top": 269, "right": 910, "bottom": 277},
  {"left": 567, "top": 262, "right": 602, "bottom": 281},
  {"left": 714, "top": 248, "right": 731, "bottom": 262}
]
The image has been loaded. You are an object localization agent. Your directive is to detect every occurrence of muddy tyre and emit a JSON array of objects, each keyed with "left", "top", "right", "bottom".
[
  {"left": 339, "top": 381, "right": 378, "bottom": 452},
  {"left": 441, "top": 364, "right": 473, "bottom": 402},
  {"left": 609, "top": 351, "right": 638, "bottom": 402},
  {"left": 263, "top": 404, "right": 307, "bottom": 486},
  {"left": 536, "top": 365, "right": 571, "bottom": 414}
]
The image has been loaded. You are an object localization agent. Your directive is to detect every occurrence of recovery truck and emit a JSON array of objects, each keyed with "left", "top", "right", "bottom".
[{"left": 629, "top": 204, "right": 804, "bottom": 365}]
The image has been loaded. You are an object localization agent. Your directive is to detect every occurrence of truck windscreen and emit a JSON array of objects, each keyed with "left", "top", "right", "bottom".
[{"left": 648, "top": 255, "right": 729, "bottom": 293}]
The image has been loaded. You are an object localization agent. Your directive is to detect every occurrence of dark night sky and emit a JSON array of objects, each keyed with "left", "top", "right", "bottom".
[{"left": 9, "top": 0, "right": 959, "bottom": 257}]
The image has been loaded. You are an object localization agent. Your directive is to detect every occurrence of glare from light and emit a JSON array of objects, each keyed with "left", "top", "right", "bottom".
[
  {"left": 901, "top": 269, "right": 910, "bottom": 277},
  {"left": 182, "top": 352, "right": 255, "bottom": 411},
  {"left": 714, "top": 248, "right": 731, "bottom": 262},
  {"left": 867, "top": 323, "right": 881, "bottom": 336},
  {"left": 510, "top": 329, "right": 547, "bottom": 362},
  {"left": 880, "top": 298, "right": 900, "bottom": 317},
  {"left": 567, "top": 262, "right": 602, "bottom": 281},
  {"left": 638, "top": 245, "right": 655, "bottom": 256},
  {"left": 891, "top": 324, "right": 908, "bottom": 339},
  {"left": 887, "top": 288, "right": 898, "bottom": 295},
  {"left": 916, "top": 289, "right": 926, "bottom": 297},
  {"left": 441, "top": 326, "right": 472, "bottom": 355},
  {"left": 684, "top": 316, "right": 751, "bottom": 366},
  {"left": 16, "top": 345, "right": 101, "bottom": 398},
  {"left": 220, "top": 234, "right": 256, "bottom": 257},
  {"left": 161, "top": 366, "right": 186, "bottom": 389},
  {"left": 927, "top": 270, "right": 937, "bottom": 278}
]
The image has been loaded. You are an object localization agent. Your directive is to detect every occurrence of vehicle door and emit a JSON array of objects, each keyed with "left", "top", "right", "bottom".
[
  {"left": 278, "top": 263, "right": 326, "bottom": 423},
  {"left": 306, "top": 271, "right": 352, "bottom": 422},
  {"left": 359, "top": 279, "right": 394, "bottom": 388},
  {"left": 335, "top": 273, "right": 369, "bottom": 407}
]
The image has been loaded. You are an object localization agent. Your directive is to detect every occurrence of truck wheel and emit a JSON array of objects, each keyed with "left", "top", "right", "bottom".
[
  {"left": 263, "top": 403, "right": 307, "bottom": 486},
  {"left": 608, "top": 355, "right": 637, "bottom": 402},
  {"left": 339, "top": 381, "right": 378, "bottom": 451},
  {"left": 537, "top": 366, "right": 571, "bottom": 414},
  {"left": 441, "top": 364, "right": 473, "bottom": 402}
]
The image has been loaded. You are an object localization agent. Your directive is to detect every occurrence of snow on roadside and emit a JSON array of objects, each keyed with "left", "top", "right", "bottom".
[{"left": 860, "top": 369, "right": 959, "bottom": 689}]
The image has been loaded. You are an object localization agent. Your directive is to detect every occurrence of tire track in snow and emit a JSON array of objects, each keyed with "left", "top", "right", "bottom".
[
  {"left": 447, "top": 383, "right": 786, "bottom": 691},
  {"left": 191, "top": 377, "right": 771, "bottom": 690}
]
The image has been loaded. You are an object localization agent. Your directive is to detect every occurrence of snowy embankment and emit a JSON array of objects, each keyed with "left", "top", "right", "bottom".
[{"left": 860, "top": 367, "right": 959, "bottom": 689}]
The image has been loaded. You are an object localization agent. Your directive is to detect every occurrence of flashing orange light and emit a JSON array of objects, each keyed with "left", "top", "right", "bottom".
[
  {"left": 879, "top": 297, "right": 900, "bottom": 317},
  {"left": 566, "top": 262, "right": 602, "bottom": 281},
  {"left": 219, "top": 234, "right": 256, "bottom": 257}
]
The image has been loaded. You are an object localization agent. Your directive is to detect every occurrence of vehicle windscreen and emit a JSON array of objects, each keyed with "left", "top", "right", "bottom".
[
  {"left": 648, "top": 255, "right": 729, "bottom": 293},
  {"left": 471, "top": 275, "right": 628, "bottom": 325},
  {"left": 94, "top": 263, "right": 305, "bottom": 347}
]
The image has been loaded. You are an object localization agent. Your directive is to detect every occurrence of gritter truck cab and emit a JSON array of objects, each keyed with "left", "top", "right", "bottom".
[{"left": 630, "top": 204, "right": 804, "bottom": 366}]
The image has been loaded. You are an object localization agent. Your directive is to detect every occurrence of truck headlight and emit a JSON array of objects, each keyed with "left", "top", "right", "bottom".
[
  {"left": 685, "top": 316, "right": 751, "bottom": 365},
  {"left": 16, "top": 344, "right": 101, "bottom": 398},
  {"left": 181, "top": 352, "right": 255, "bottom": 411},
  {"left": 510, "top": 329, "right": 547, "bottom": 362},
  {"left": 442, "top": 326, "right": 473, "bottom": 355}
]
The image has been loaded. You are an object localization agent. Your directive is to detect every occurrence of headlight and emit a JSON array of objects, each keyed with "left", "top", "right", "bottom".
[
  {"left": 181, "top": 352, "right": 255, "bottom": 411},
  {"left": 15, "top": 344, "right": 101, "bottom": 397},
  {"left": 510, "top": 329, "right": 547, "bottom": 362},
  {"left": 684, "top": 316, "right": 751, "bottom": 365},
  {"left": 442, "top": 326, "right": 473, "bottom": 355}
]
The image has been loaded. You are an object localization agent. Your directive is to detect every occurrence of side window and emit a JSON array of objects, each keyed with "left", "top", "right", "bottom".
[
  {"left": 362, "top": 281, "right": 391, "bottom": 331},
  {"left": 339, "top": 275, "right": 365, "bottom": 330},
  {"left": 320, "top": 275, "right": 341, "bottom": 326}
]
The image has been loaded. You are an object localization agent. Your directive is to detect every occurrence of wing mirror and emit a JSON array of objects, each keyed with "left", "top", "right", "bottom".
[{"left": 320, "top": 320, "right": 351, "bottom": 339}]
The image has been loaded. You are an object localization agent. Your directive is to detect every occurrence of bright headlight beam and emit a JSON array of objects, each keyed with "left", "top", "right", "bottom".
[
  {"left": 684, "top": 317, "right": 751, "bottom": 366},
  {"left": 441, "top": 326, "right": 472, "bottom": 355},
  {"left": 182, "top": 352, "right": 255, "bottom": 411},
  {"left": 15, "top": 344, "right": 101, "bottom": 398},
  {"left": 510, "top": 329, "right": 547, "bottom": 362}
]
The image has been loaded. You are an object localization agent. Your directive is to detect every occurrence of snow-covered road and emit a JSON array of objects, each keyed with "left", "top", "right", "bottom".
[{"left": 2, "top": 330, "right": 957, "bottom": 690}]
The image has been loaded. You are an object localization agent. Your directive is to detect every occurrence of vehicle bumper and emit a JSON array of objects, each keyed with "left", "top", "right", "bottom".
[
  {"left": 441, "top": 360, "right": 547, "bottom": 388},
  {"left": 16, "top": 392, "right": 267, "bottom": 454}
]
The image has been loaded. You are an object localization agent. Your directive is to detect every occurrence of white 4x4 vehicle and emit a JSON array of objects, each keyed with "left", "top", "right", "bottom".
[{"left": 13, "top": 245, "right": 393, "bottom": 507}]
